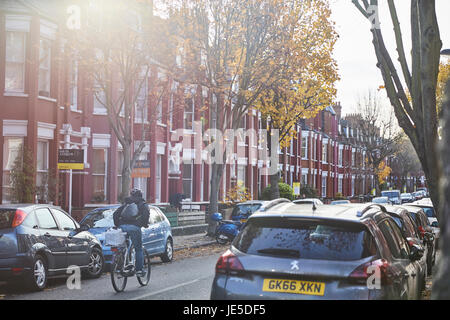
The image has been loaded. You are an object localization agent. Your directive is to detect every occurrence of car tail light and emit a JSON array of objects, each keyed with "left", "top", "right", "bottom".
[
  {"left": 11, "top": 210, "right": 28, "bottom": 228},
  {"left": 12, "top": 267, "right": 24, "bottom": 275},
  {"left": 418, "top": 226, "right": 425, "bottom": 239},
  {"left": 111, "top": 247, "right": 119, "bottom": 252},
  {"left": 348, "top": 259, "right": 392, "bottom": 286},
  {"left": 215, "top": 249, "right": 244, "bottom": 275}
]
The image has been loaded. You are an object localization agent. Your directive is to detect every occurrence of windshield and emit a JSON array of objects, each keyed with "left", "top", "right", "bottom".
[
  {"left": 233, "top": 218, "right": 374, "bottom": 261},
  {"left": 83, "top": 209, "right": 116, "bottom": 228},
  {"left": 231, "top": 204, "right": 262, "bottom": 218},
  {"left": 381, "top": 191, "right": 400, "bottom": 199},
  {"left": 372, "top": 198, "right": 388, "bottom": 203}
]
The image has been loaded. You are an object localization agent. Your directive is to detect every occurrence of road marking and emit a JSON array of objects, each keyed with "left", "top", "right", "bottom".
[{"left": 129, "top": 275, "right": 211, "bottom": 300}]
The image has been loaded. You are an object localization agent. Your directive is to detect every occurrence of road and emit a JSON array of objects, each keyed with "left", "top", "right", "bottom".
[{"left": 0, "top": 252, "right": 223, "bottom": 300}]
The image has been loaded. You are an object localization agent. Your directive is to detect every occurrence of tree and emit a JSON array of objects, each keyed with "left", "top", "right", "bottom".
[
  {"left": 255, "top": 0, "right": 339, "bottom": 199},
  {"left": 351, "top": 0, "right": 442, "bottom": 220},
  {"left": 9, "top": 146, "right": 36, "bottom": 203},
  {"left": 70, "top": 1, "right": 175, "bottom": 200},
  {"left": 345, "top": 90, "right": 403, "bottom": 194},
  {"left": 166, "top": 0, "right": 316, "bottom": 234},
  {"left": 434, "top": 72, "right": 450, "bottom": 298}
]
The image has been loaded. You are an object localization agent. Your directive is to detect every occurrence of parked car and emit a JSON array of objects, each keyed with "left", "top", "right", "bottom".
[
  {"left": 330, "top": 200, "right": 351, "bottom": 205},
  {"left": 0, "top": 204, "right": 104, "bottom": 291},
  {"left": 404, "top": 199, "right": 439, "bottom": 247},
  {"left": 399, "top": 205, "right": 436, "bottom": 274},
  {"left": 292, "top": 198, "right": 324, "bottom": 206},
  {"left": 400, "top": 193, "right": 414, "bottom": 204},
  {"left": 371, "top": 196, "right": 391, "bottom": 205},
  {"left": 381, "top": 190, "right": 401, "bottom": 205},
  {"left": 211, "top": 202, "right": 424, "bottom": 300},
  {"left": 412, "top": 191, "right": 424, "bottom": 201},
  {"left": 80, "top": 204, "right": 173, "bottom": 266},
  {"left": 230, "top": 201, "right": 270, "bottom": 223},
  {"left": 383, "top": 205, "right": 428, "bottom": 283}
]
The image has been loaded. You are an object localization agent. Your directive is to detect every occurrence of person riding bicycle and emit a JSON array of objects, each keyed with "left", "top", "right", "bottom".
[{"left": 113, "top": 188, "right": 150, "bottom": 277}]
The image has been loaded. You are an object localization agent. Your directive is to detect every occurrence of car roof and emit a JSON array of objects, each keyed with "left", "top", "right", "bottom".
[
  {"left": 250, "top": 202, "right": 386, "bottom": 223},
  {"left": 0, "top": 203, "right": 64, "bottom": 212},
  {"left": 238, "top": 200, "right": 269, "bottom": 206}
]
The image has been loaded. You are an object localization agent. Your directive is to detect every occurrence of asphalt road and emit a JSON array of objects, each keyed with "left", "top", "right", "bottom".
[{"left": 0, "top": 252, "right": 223, "bottom": 300}]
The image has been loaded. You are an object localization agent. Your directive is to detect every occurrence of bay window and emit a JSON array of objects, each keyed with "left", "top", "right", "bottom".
[
  {"left": 92, "top": 148, "right": 107, "bottom": 202},
  {"left": 38, "top": 38, "right": 51, "bottom": 97},
  {"left": 2, "top": 137, "right": 24, "bottom": 203},
  {"left": 5, "top": 32, "right": 26, "bottom": 92}
]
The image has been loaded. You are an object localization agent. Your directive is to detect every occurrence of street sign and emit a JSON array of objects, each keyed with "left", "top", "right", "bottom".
[
  {"left": 57, "top": 149, "right": 84, "bottom": 170},
  {"left": 293, "top": 182, "right": 301, "bottom": 196},
  {"left": 131, "top": 160, "right": 151, "bottom": 178}
]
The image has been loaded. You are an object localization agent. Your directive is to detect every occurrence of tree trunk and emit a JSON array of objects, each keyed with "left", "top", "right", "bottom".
[
  {"left": 431, "top": 79, "right": 450, "bottom": 299},
  {"left": 207, "top": 162, "right": 224, "bottom": 236},
  {"left": 121, "top": 145, "right": 132, "bottom": 202},
  {"left": 269, "top": 173, "right": 280, "bottom": 200}
]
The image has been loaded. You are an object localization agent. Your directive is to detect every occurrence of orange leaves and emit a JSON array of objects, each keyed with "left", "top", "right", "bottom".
[{"left": 377, "top": 161, "right": 392, "bottom": 185}]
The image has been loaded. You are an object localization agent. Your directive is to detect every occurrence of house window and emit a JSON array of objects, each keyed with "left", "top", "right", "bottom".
[
  {"left": 135, "top": 76, "right": 148, "bottom": 123},
  {"left": 322, "top": 176, "right": 327, "bottom": 198},
  {"left": 38, "top": 38, "right": 51, "bottom": 97},
  {"left": 322, "top": 144, "right": 327, "bottom": 163},
  {"left": 237, "top": 165, "right": 246, "bottom": 186},
  {"left": 169, "top": 92, "right": 174, "bottom": 131},
  {"left": 338, "top": 177, "right": 343, "bottom": 194},
  {"left": 352, "top": 151, "right": 356, "bottom": 167},
  {"left": 301, "top": 174, "right": 307, "bottom": 187},
  {"left": 184, "top": 96, "right": 194, "bottom": 130},
  {"left": 155, "top": 155, "right": 162, "bottom": 203},
  {"left": 338, "top": 148, "right": 343, "bottom": 166},
  {"left": 301, "top": 135, "right": 308, "bottom": 159},
  {"left": 70, "top": 59, "right": 78, "bottom": 110},
  {"left": 93, "top": 83, "right": 107, "bottom": 114},
  {"left": 5, "top": 32, "right": 26, "bottom": 92},
  {"left": 92, "top": 148, "right": 107, "bottom": 202},
  {"left": 2, "top": 137, "right": 24, "bottom": 203},
  {"left": 36, "top": 140, "right": 49, "bottom": 195},
  {"left": 183, "top": 161, "right": 193, "bottom": 199}
]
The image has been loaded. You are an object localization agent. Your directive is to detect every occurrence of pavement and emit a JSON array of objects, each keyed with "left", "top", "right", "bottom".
[{"left": 172, "top": 232, "right": 217, "bottom": 251}]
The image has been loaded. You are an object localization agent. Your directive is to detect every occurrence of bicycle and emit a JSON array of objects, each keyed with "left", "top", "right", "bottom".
[{"left": 110, "top": 233, "right": 151, "bottom": 293}]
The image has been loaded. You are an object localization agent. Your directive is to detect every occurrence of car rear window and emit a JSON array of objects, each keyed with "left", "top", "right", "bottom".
[
  {"left": 0, "top": 209, "right": 16, "bottom": 229},
  {"left": 422, "top": 207, "right": 435, "bottom": 218},
  {"left": 233, "top": 218, "right": 375, "bottom": 261},
  {"left": 231, "top": 204, "right": 262, "bottom": 218}
]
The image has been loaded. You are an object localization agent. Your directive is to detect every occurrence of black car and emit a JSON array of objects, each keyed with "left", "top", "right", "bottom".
[{"left": 0, "top": 204, "right": 104, "bottom": 291}]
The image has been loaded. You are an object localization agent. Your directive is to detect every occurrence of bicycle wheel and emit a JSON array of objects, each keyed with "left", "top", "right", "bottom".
[
  {"left": 137, "top": 249, "right": 151, "bottom": 286},
  {"left": 111, "top": 252, "right": 127, "bottom": 293}
]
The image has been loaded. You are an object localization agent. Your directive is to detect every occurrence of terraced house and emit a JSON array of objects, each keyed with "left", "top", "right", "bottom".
[{"left": 0, "top": 0, "right": 386, "bottom": 219}]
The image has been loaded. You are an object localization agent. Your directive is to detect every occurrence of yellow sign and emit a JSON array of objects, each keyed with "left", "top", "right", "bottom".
[
  {"left": 57, "top": 163, "right": 84, "bottom": 170},
  {"left": 263, "top": 278, "right": 325, "bottom": 296},
  {"left": 293, "top": 182, "right": 301, "bottom": 195}
]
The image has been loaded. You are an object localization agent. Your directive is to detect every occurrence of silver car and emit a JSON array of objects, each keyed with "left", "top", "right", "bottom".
[{"left": 211, "top": 202, "right": 424, "bottom": 300}]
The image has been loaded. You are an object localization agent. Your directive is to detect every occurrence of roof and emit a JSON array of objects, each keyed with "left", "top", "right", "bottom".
[{"left": 250, "top": 202, "right": 384, "bottom": 223}]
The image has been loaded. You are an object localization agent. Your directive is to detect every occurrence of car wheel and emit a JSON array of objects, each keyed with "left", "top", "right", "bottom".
[
  {"left": 25, "top": 254, "right": 48, "bottom": 291},
  {"left": 84, "top": 247, "right": 104, "bottom": 278},
  {"left": 216, "top": 233, "right": 229, "bottom": 245},
  {"left": 160, "top": 238, "right": 173, "bottom": 262}
]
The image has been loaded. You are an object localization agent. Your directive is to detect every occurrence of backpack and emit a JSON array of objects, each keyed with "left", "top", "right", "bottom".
[{"left": 120, "top": 202, "right": 140, "bottom": 221}]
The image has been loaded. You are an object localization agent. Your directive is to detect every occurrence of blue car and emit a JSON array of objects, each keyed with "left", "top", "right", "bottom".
[{"left": 80, "top": 205, "right": 173, "bottom": 267}]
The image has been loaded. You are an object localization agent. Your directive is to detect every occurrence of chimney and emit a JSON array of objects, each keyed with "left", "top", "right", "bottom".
[{"left": 334, "top": 102, "right": 342, "bottom": 120}]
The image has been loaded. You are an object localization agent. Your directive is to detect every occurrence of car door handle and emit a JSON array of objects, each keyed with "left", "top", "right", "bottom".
[{"left": 44, "top": 232, "right": 51, "bottom": 237}]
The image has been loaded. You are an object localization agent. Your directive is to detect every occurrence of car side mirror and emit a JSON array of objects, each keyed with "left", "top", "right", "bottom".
[
  {"left": 431, "top": 221, "right": 439, "bottom": 228},
  {"left": 409, "top": 244, "right": 424, "bottom": 261}
]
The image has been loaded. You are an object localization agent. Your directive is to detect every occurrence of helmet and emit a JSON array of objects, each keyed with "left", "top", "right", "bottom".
[
  {"left": 130, "top": 188, "right": 143, "bottom": 198},
  {"left": 211, "top": 212, "right": 223, "bottom": 222}
]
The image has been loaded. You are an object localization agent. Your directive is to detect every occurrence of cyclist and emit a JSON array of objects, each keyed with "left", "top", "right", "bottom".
[{"left": 113, "top": 188, "right": 150, "bottom": 277}]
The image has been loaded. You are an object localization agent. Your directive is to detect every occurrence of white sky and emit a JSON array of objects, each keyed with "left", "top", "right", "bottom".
[{"left": 330, "top": 0, "right": 450, "bottom": 115}]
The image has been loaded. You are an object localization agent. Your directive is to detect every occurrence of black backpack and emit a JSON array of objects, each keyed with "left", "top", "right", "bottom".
[{"left": 120, "top": 202, "right": 140, "bottom": 221}]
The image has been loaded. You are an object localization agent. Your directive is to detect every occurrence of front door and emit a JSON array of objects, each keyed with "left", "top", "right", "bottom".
[
  {"left": 35, "top": 208, "right": 67, "bottom": 272},
  {"left": 51, "top": 208, "right": 90, "bottom": 267}
]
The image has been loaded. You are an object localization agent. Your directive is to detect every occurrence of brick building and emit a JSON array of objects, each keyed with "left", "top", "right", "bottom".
[{"left": 0, "top": 0, "right": 385, "bottom": 217}]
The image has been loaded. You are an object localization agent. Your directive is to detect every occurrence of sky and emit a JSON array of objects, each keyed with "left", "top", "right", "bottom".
[{"left": 330, "top": 0, "right": 450, "bottom": 115}]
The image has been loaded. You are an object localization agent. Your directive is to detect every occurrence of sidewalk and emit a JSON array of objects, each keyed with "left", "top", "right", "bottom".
[{"left": 172, "top": 232, "right": 217, "bottom": 251}]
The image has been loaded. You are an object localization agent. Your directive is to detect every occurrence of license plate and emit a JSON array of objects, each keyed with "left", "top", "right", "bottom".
[{"left": 262, "top": 279, "right": 325, "bottom": 296}]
